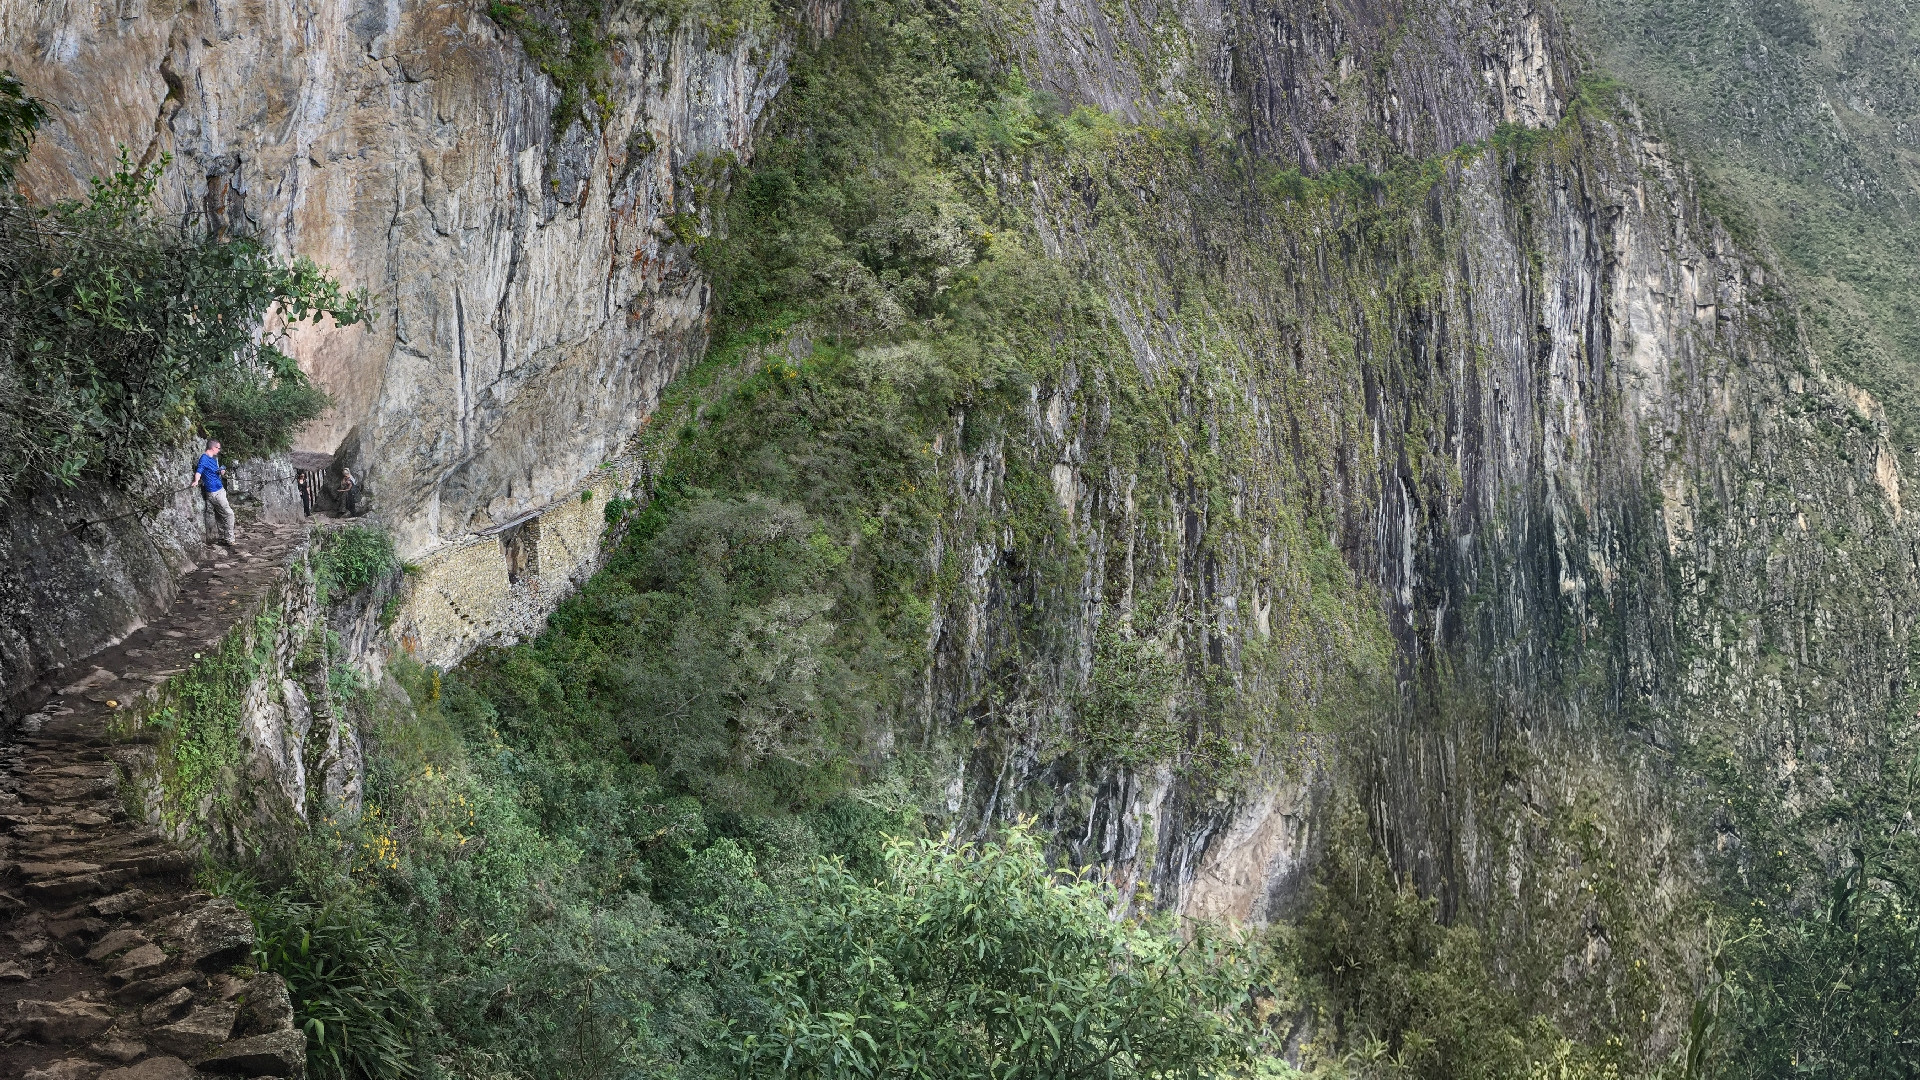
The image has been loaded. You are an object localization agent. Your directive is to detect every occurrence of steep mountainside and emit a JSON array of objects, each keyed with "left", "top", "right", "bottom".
[
  {"left": 0, "top": 0, "right": 833, "bottom": 683},
  {"left": 3, "top": 0, "right": 1916, "bottom": 1074}
]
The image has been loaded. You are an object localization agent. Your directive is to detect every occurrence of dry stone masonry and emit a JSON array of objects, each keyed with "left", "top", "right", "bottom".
[{"left": 0, "top": 520, "right": 311, "bottom": 1079}]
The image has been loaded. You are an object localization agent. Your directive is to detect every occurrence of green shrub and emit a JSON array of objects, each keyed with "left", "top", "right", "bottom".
[
  {"left": 137, "top": 610, "right": 281, "bottom": 831},
  {"left": 0, "top": 71, "right": 46, "bottom": 187},
  {"left": 1714, "top": 856, "right": 1920, "bottom": 1077},
  {"left": 315, "top": 526, "right": 396, "bottom": 600},
  {"left": 237, "top": 878, "right": 427, "bottom": 1080},
  {"left": 0, "top": 80, "right": 366, "bottom": 493},
  {"left": 1284, "top": 823, "right": 1576, "bottom": 1080},
  {"left": 727, "top": 824, "right": 1270, "bottom": 1077}
]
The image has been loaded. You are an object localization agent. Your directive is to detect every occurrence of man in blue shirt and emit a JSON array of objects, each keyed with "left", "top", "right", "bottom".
[{"left": 194, "top": 439, "right": 235, "bottom": 548}]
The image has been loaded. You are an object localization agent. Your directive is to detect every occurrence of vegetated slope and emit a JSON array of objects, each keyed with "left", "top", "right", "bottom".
[
  {"left": 227, "top": 0, "right": 1919, "bottom": 1077},
  {"left": 1568, "top": 0, "right": 1920, "bottom": 458}
]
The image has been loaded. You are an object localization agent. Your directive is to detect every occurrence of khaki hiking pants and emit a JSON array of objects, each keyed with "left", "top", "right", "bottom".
[{"left": 203, "top": 488, "right": 235, "bottom": 545}]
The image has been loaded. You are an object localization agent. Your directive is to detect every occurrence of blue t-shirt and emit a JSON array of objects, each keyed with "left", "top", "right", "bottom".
[{"left": 196, "top": 454, "right": 224, "bottom": 494}]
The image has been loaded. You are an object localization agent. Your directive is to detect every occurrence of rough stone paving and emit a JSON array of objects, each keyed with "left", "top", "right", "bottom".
[{"left": 0, "top": 519, "right": 309, "bottom": 1080}]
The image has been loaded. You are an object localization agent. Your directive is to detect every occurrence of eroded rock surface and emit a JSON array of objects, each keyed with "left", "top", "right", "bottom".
[{"left": 2, "top": 0, "right": 830, "bottom": 564}]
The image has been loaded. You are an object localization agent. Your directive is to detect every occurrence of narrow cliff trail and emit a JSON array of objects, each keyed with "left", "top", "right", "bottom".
[{"left": 0, "top": 518, "right": 310, "bottom": 1080}]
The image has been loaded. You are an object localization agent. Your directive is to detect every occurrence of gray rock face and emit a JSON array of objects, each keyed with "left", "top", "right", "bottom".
[
  {"left": 2, "top": 0, "right": 826, "bottom": 561},
  {"left": 23, "top": 1059, "right": 103, "bottom": 1080},
  {"left": 0, "top": 0, "right": 837, "bottom": 685},
  {"left": 99, "top": 1058, "right": 195, "bottom": 1080},
  {"left": 0, "top": 453, "right": 203, "bottom": 704}
]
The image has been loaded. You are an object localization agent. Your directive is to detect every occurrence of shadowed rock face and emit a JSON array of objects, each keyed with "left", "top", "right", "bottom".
[
  {"left": 1, "top": 0, "right": 830, "bottom": 561},
  {"left": 894, "top": 0, "right": 1916, "bottom": 1035}
]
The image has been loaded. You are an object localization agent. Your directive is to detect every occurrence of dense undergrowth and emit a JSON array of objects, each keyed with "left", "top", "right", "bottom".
[{"left": 0, "top": 74, "right": 366, "bottom": 495}]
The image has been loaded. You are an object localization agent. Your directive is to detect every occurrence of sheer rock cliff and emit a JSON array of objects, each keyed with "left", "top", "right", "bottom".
[{"left": 3, "top": 0, "right": 1914, "bottom": 1050}]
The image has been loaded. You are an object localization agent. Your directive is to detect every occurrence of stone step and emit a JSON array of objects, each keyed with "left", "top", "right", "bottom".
[{"left": 0, "top": 518, "right": 307, "bottom": 1080}]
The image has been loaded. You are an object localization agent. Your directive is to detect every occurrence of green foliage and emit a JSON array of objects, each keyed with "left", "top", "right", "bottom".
[
  {"left": 488, "top": 0, "right": 776, "bottom": 132},
  {"left": 135, "top": 610, "right": 281, "bottom": 831},
  {"left": 487, "top": 0, "right": 613, "bottom": 129},
  {"left": 243, "top": 881, "right": 428, "bottom": 1080},
  {"left": 314, "top": 526, "right": 396, "bottom": 602},
  {"left": 0, "top": 96, "right": 366, "bottom": 492},
  {"left": 462, "top": 342, "right": 951, "bottom": 813},
  {"left": 1286, "top": 829, "right": 1538, "bottom": 1079},
  {"left": 1077, "top": 626, "right": 1183, "bottom": 767},
  {"left": 1716, "top": 863, "right": 1920, "bottom": 1078},
  {"left": 224, "top": 645, "right": 1272, "bottom": 1078},
  {"left": 0, "top": 69, "right": 47, "bottom": 189},
  {"left": 1703, "top": 747, "right": 1920, "bottom": 1078},
  {"left": 728, "top": 825, "right": 1267, "bottom": 1077}
]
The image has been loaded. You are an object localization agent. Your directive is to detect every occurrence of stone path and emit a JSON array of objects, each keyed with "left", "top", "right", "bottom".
[{"left": 0, "top": 519, "right": 310, "bottom": 1080}]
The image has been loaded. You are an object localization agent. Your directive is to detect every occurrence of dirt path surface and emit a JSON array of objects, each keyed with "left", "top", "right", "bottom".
[{"left": 0, "top": 519, "right": 310, "bottom": 1080}]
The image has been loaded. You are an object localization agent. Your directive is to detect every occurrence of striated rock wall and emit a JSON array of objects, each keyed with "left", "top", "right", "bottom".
[
  {"left": 892, "top": 0, "right": 1919, "bottom": 1040},
  {"left": 2, "top": 0, "right": 832, "bottom": 671}
]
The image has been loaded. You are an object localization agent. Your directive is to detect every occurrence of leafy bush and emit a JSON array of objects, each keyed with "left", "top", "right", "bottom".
[
  {"left": 249, "top": 887, "right": 427, "bottom": 1080},
  {"left": 0, "top": 71, "right": 45, "bottom": 188},
  {"left": 1293, "top": 864, "right": 1522, "bottom": 1076},
  {"left": 728, "top": 825, "right": 1268, "bottom": 1078},
  {"left": 133, "top": 610, "right": 283, "bottom": 832},
  {"left": 314, "top": 526, "right": 396, "bottom": 600},
  {"left": 0, "top": 79, "right": 366, "bottom": 493},
  {"left": 1714, "top": 849, "right": 1920, "bottom": 1077}
]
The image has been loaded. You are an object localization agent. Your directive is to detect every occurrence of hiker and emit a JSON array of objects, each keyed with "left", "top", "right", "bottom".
[
  {"left": 193, "top": 439, "right": 235, "bottom": 548},
  {"left": 337, "top": 467, "right": 360, "bottom": 517},
  {"left": 296, "top": 469, "right": 315, "bottom": 516}
]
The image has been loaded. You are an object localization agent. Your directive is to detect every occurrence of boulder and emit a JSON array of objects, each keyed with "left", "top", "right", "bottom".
[
  {"left": 171, "top": 899, "right": 256, "bottom": 971},
  {"left": 112, "top": 968, "right": 201, "bottom": 1005},
  {"left": 86, "top": 928, "right": 151, "bottom": 962},
  {"left": 87, "top": 1033, "right": 148, "bottom": 1063},
  {"left": 110, "top": 943, "right": 169, "bottom": 983},
  {"left": 148, "top": 1000, "right": 239, "bottom": 1058},
  {"left": 138, "top": 986, "right": 196, "bottom": 1026},
  {"left": 198, "top": 1028, "right": 308, "bottom": 1079},
  {"left": 99, "top": 1058, "right": 196, "bottom": 1080},
  {"left": 24, "top": 1058, "right": 103, "bottom": 1080},
  {"left": 235, "top": 972, "right": 296, "bottom": 1035},
  {"left": 90, "top": 890, "right": 153, "bottom": 917}
]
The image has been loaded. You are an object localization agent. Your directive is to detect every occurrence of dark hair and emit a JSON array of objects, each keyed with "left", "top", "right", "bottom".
[{"left": 206, "top": 438, "right": 221, "bottom": 450}]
